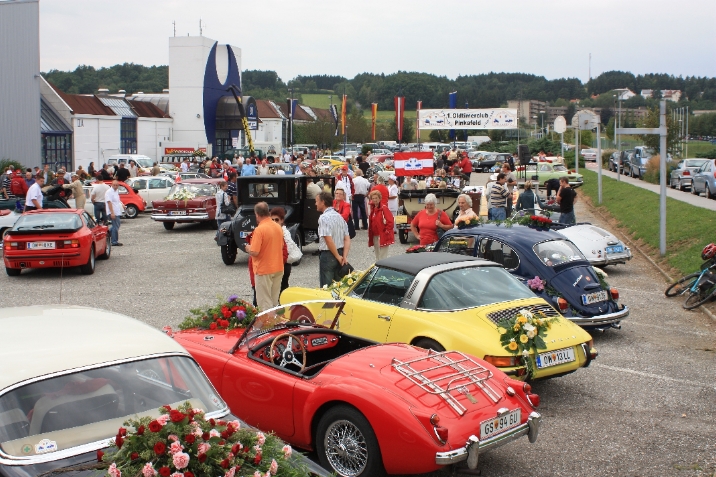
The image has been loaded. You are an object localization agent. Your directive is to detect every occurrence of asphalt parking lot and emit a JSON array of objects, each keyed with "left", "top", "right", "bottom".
[{"left": 1, "top": 173, "right": 714, "bottom": 477}]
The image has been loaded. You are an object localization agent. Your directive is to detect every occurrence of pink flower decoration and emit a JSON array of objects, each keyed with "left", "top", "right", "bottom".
[
  {"left": 224, "top": 468, "right": 236, "bottom": 477},
  {"left": 193, "top": 428, "right": 203, "bottom": 437},
  {"left": 157, "top": 415, "right": 170, "bottom": 426},
  {"left": 142, "top": 463, "right": 157, "bottom": 477},
  {"left": 229, "top": 420, "right": 241, "bottom": 430},
  {"left": 170, "top": 473, "right": 184, "bottom": 477},
  {"left": 172, "top": 452, "right": 190, "bottom": 470},
  {"left": 254, "top": 472, "right": 262, "bottom": 477},
  {"left": 169, "top": 441, "right": 184, "bottom": 454},
  {"left": 168, "top": 435, "right": 179, "bottom": 442},
  {"left": 527, "top": 276, "right": 545, "bottom": 291},
  {"left": 108, "top": 463, "right": 122, "bottom": 477},
  {"left": 197, "top": 443, "right": 211, "bottom": 454},
  {"left": 269, "top": 459, "right": 278, "bottom": 475},
  {"left": 192, "top": 408, "right": 204, "bottom": 415},
  {"left": 256, "top": 432, "right": 266, "bottom": 445},
  {"left": 209, "top": 429, "right": 220, "bottom": 438},
  {"left": 282, "top": 445, "right": 292, "bottom": 459}
]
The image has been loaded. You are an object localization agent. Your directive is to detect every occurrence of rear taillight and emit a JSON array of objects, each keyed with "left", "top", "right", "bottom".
[
  {"left": 4, "top": 241, "right": 24, "bottom": 250},
  {"left": 587, "top": 339, "right": 598, "bottom": 359},
  {"left": 523, "top": 383, "right": 531, "bottom": 394},
  {"left": 683, "top": 170, "right": 690, "bottom": 176},
  {"left": 610, "top": 287, "right": 619, "bottom": 300},
  {"left": 434, "top": 425, "right": 449, "bottom": 444},
  {"left": 527, "top": 393, "right": 540, "bottom": 407},
  {"left": 412, "top": 411, "right": 449, "bottom": 445},
  {"left": 484, "top": 355, "right": 520, "bottom": 368},
  {"left": 713, "top": 172, "right": 716, "bottom": 179},
  {"left": 57, "top": 240, "right": 79, "bottom": 249},
  {"left": 557, "top": 298, "right": 569, "bottom": 312}
]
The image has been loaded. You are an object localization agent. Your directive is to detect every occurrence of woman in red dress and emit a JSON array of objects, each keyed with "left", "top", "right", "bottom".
[
  {"left": 333, "top": 188, "right": 351, "bottom": 222},
  {"left": 368, "top": 190, "right": 394, "bottom": 261},
  {"left": 409, "top": 193, "right": 453, "bottom": 245}
]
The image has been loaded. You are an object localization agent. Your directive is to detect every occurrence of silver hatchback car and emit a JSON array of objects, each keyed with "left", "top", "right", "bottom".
[{"left": 691, "top": 159, "right": 716, "bottom": 199}]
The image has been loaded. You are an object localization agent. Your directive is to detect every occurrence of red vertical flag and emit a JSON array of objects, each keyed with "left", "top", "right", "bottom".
[
  {"left": 394, "top": 96, "right": 405, "bottom": 142},
  {"left": 341, "top": 94, "right": 347, "bottom": 135},
  {"left": 416, "top": 100, "right": 422, "bottom": 141},
  {"left": 371, "top": 103, "right": 378, "bottom": 141}
]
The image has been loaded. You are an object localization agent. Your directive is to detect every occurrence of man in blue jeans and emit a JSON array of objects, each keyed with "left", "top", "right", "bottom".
[
  {"left": 557, "top": 176, "right": 577, "bottom": 224},
  {"left": 488, "top": 173, "right": 509, "bottom": 221},
  {"left": 105, "top": 180, "right": 123, "bottom": 246}
]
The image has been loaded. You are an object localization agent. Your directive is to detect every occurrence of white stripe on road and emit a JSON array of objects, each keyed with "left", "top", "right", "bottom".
[
  {"left": 625, "top": 321, "right": 711, "bottom": 337},
  {"left": 593, "top": 363, "right": 716, "bottom": 390}
]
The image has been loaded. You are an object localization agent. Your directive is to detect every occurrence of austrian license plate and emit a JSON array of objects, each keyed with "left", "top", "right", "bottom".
[
  {"left": 394, "top": 215, "right": 408, "bottom": 224},
  {"left": 169, "top": 211, "right": 186, "bottom": 216},
  {"left": 480, "top": 409, "right": 521, "bottom": 439},
  {"left": 606, "top": 245, "right": 624, "bottom": 254},
  {"left": 28, "top": 241, "right": 56, "bottom": 250},
  {"left": 582, "top": 290, "right": 608, "bottom": 305},
  {"left": 536, "top": 347, "right": 576, "bottom": 369}
]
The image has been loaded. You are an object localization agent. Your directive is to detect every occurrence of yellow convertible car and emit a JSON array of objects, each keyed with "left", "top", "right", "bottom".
[{"left": 281, "top": 253, "right": 597, "bottom": 380}]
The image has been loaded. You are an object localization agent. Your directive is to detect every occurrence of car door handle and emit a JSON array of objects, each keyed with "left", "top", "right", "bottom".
[{"left": 377, "top": 314, "right": 391, "bottom": 321}]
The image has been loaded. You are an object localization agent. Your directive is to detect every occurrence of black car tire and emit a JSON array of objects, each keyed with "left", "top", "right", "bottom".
[
  {"left": 398, "top": 229, "right": 409, "bottom": 244},
  {"left": 691, "top": 185, "right": 699, "bottom": 196},
  {"left": 99, "top": 240, "right": 111, "bottom": 260},
  {"left": 316, "top": 405, "right": 385, "bottom": 477},
  {"left": 221, "top": 242, "right": 237, "bottom": 265},
  {"left": 708, "top": 186, "right": 715, "bottom": 200},
  {"left": 80, "top": 245, "right": 96, "bottom": 275},
  {"left": 413, "top": 338, "right": 445, "bottom": 352},
  {"left": 163, "top": 221, "right": 175, "bottom": 230},
  {"left": 6, "top": 267, "right": 20, "bottom": 277},
  {"left": 125, "top": 204, "right": 139, "bottom": 219}
]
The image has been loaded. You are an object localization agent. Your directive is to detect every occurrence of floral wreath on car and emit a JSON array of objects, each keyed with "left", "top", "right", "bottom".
[
  {"left": 166, "top": 188, "right": 197, "bottom": 205},
  {"left": 323, "top": 270, "right": 363, "bottom": 293},
  {"left": 94, "top": 402, "right": 308, "bottom": 477},
  {"left": 179, "top": 295, "right": 259, "bottom": 331},
  {"left": 496, "top": 308, "right": 557, "bottom": 378}
]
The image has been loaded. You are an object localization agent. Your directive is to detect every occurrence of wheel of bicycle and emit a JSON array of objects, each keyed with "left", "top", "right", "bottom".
[
  {"left": 665, "top": 272, "right": 700, "bottom": 297},
  {"left": 683, "top": 284, "right": 716, "bottom": 310}
]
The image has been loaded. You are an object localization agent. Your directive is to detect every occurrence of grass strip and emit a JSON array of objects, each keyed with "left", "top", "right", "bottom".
[{"left": 580, "top": 169, "right": 716, "bottom": 275}]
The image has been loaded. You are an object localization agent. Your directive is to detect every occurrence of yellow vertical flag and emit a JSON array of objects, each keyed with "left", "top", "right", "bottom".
[{"left": 341, "top": 94, "right": 347, "bottom": 135}]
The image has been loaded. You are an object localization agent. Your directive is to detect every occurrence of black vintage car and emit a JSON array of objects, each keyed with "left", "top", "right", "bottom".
[{"left": 217, "top": 175, "right": 336, "bottom": 265}]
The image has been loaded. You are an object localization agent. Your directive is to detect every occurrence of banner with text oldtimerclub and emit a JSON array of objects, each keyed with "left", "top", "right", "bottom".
[
  {"left": 393, "top": 151, "right": 434, "bottom": 177},
  {"left": 418, "top": 108, "right": 518, "bottom": 130}
]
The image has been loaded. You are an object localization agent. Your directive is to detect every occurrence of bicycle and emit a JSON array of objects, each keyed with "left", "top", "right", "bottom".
[
  {"left": 664, "top": 243, "right": 716, "bottom": 309},
  {"left": 665, "top": 259, "right": 716, "bottom": 297}
]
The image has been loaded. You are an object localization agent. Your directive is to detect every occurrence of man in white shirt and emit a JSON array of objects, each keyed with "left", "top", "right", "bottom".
[
  {"left": 180, "top": 160, "right": 189, "bottom": 173},
  {"left": 105, "top": 180, "right": 124, "bottom": 246},
  {"left": 283, "top": 152, "right": 291, "bottom": 163},
  {"left": 338, "top": 165, "right": 354, "bottom": 202},
  {"left": 24, "top": 175, "right": 45, "bottom": 211},
  {"left": 351, "top": 169, "right": 370, "bottom": 230}
]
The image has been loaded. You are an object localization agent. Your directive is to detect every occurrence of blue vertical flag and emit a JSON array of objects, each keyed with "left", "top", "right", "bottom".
[{"left": 449, "top": 91, "right": 457, "bottom": 140}]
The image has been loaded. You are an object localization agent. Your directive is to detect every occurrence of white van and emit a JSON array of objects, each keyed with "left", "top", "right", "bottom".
[{"left": 106, "top": 154, "right": 155, "bottom": 174}]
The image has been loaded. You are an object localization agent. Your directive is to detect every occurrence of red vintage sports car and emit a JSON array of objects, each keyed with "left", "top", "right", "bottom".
[
  {"left": 3, "top": 209, "right": 110, "bottom": 276},
  {"left": 151, "top": 179, "right": 221, "bottom": 230},
  {"left": 168, "top": 300, "right": 542, "bottom": 477}
]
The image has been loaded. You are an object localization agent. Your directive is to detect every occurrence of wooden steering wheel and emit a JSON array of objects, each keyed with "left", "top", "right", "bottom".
[{"left": 268, "top": 333, "right": 306, "bottom": 372}]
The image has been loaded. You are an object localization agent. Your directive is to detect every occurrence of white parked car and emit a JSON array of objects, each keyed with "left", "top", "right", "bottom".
[
  {"left": 0, "top": 209, "right": 21, "bottom": 242},
  {"left": 580, "top": 148, "right": 598, "bottom": 162},
  {"left": 126, "top": 176, "right": 175, "bottom": 210}
]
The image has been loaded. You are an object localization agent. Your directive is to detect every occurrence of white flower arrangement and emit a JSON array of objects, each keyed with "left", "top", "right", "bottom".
[{"left": 167, "top": 188, "right": 197, "bottom": 202}]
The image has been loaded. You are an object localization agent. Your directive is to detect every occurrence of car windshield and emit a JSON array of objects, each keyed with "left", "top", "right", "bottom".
[
  {"left": 168, "top": 183, "right": 216, "bottom": 197},
  {"left": 135, "top": 158, "right": 153, "bottom": 168},
  {"left": 12, "top": 213, "right": 81, "bottom": 232},
  {"left": 0, "top": 356, "right": 226, "bottom": 459},
  {"left": 533, "top": 239, "right": 585, "bottom": 267},
  {"left": 248, "top": 182, "right": 278, "bottom": 198},
  {"left": 685, "top": 159, "right": 708, "bottom": 168},
  {"left": 239, "top": 301, "right": 345, "bottom": 348},
  {"left": 418, "top": 266, "right": 535, "bottom": 311}
]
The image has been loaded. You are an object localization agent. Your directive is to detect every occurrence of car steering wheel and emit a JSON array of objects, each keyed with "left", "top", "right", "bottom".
[{"left": 269, "top": 333, "right": 306, "bottom": 372}]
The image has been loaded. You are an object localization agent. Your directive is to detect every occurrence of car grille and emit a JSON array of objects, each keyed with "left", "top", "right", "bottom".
[{"left": 486, "top": 303, "right": 561, "bottom": 325}]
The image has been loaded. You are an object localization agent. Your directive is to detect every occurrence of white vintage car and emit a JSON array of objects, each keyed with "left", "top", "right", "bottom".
[
  {"left": 126, "top": 176, "right": 175, "bottom": 211},
  {"left": 514, "top": 208, "right": 632, "bottom": 267},
  {"left": 0, "top": 209, "right": 21, "bottom": 241}
]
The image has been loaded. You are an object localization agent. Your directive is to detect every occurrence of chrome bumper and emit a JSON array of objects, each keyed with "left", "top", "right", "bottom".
[
  {"left": 151, "top": 214, "right": 210, "bottom": 222},
  {"left": 588, "top": 248, "right": 633, "bottom": 266},
  {"left": 570, "top": 305, "right": 629, "bottom": 327},
  {"left": 435, "top": 412, "right": 541, "bottom": 469}
]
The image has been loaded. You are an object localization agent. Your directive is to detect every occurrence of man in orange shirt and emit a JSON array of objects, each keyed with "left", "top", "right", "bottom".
[{"left": 245, "top": 201, "right": 284, "bottom": 310}]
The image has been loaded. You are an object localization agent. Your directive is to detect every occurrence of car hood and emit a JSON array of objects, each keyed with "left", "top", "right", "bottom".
[
  {"left": 153, "top": 197, "right": 212, "bottom": 208},
  {"left": 171, "top": 327, "right": 242, "bottom": 353},
  {"left": 558, "top": 225, "right": 620, "bottom": 246}
]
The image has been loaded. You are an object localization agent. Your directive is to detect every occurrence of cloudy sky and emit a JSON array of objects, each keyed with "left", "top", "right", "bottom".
[{"left": 40, "top": 0, "right": 715, "bottom": 82}]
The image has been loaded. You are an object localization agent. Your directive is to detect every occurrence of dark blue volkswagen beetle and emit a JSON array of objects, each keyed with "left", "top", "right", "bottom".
[{"left": 434, "top": 224, "right": 628, "bottom": 330}]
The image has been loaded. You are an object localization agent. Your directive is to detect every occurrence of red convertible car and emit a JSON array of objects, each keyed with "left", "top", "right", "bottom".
[
  {"left": 151, "top": 179, "right": 221, "bottom": 230},
  {"left": 3, "top": 209, "right": 110, "bottom": 276},
  {"left": 169, "top": 300, "right": 542, "bottom": 477}
]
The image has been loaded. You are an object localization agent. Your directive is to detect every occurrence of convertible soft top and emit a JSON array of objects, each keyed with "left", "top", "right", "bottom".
[{"left": 376, "top": 253, "right": 493, "bottom": 276}]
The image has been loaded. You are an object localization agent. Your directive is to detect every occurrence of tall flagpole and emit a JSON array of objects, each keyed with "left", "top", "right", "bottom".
[{"left": 343, "top": 86, "right": 347, "bottom": 157}]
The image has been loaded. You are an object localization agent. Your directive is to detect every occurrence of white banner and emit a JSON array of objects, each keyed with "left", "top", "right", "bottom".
[{"left": 418, "top": 108, "right": 518, "bottom": 130}]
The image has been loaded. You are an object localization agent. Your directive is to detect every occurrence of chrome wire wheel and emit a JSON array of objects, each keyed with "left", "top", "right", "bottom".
[{"left": 324, "top": 419, "right": 368, "bottom": 476}]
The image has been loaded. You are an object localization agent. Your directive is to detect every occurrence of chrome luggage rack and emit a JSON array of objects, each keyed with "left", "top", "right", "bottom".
[{"left": 391, "top": 350, "right": 500, "bottom": 416}]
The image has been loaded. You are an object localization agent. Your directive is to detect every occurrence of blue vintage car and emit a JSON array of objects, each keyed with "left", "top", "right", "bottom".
[{"left": 434, "top": 224, "right": 629, "bottom": 330}]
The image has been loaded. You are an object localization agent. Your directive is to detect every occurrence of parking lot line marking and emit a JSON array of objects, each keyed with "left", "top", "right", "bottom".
[
  {"left": 625, "top": 321, "right": 711, "bottom": 337},
  {"left": 593, "top": 363, "right": 716, "bottom": 390}
]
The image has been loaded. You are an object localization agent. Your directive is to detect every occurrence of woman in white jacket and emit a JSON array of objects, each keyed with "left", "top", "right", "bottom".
[{"left": 270, "top": 207, "right": 302, "bottom": 292}]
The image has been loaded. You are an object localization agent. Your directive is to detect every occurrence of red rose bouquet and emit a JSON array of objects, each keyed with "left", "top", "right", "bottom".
[
  {"left": 178, "top": 295, "right": 258, "bottom": 331},
  {"left": 100, "top": 402, "right": 307, "bottom": 477}
]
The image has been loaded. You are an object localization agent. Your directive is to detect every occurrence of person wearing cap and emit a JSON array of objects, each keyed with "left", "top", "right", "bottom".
[
  {"left": 338, "top": 165, "right": 354, "bottom": 202},
  {"left": 63, "top": 174, "right": 86, "bottom": 211},
  {"left": 387, "top": 174, "right": 399, "bottom": 232}
]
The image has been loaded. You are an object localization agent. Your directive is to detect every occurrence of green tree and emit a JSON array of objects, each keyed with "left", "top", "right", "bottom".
[
  {"left": 347, "top": 108, "right": 371, "bottom": 143},
  {"left": 294, "top": 119, "right": 338, "bottom": 149},
  {"left": 640, "top": 107, "right": 680, "bottom": 155},
  {"left": 389, "top": 118, "right": 414, "bottom": 143},
  {"left": 606, "top": 117, "right": 616, "bottom": 140}
]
